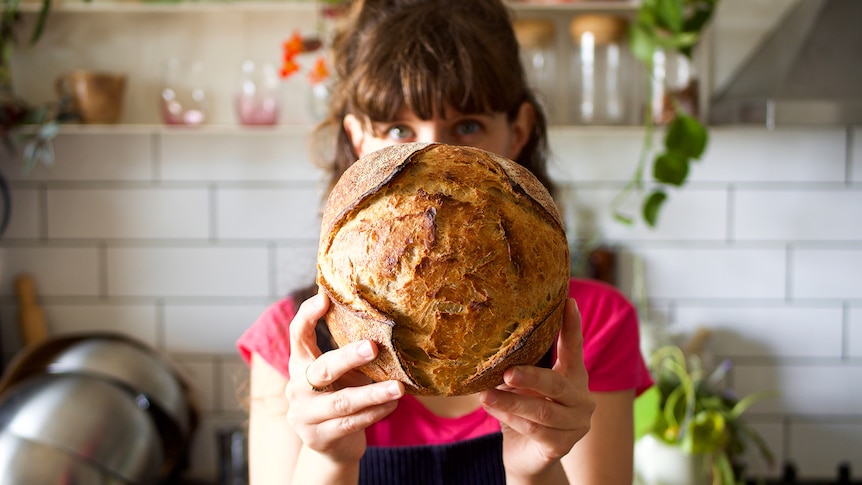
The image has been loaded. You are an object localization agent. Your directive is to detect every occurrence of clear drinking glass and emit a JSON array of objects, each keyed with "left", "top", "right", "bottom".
[
  {"left": 160, "top": 58, "right": 207, "bottom": 126},
  {"left": 236, "top": 60, "right": 281, "bottom": 126}
]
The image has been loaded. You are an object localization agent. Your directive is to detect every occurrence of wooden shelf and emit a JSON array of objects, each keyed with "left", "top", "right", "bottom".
[{"left": 19, "top": 0, "right": 639, "bottom": 14}]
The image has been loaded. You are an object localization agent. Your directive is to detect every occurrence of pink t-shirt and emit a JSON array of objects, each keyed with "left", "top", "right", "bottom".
[{"left": 237, "top": 277, "right": 652, "bottom": 447}]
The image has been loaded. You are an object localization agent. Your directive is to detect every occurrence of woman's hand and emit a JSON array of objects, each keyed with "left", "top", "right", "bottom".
[
  {"left": 479, "top": 298, "right": 595, "bottom": 483},
  {"left": 285, "top": 292, "right": 405, "bottom": 466}
]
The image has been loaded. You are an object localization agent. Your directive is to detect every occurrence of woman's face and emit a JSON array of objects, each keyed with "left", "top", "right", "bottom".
[{"left": 344, "top": 102, "right": 535, "bottom": 161}]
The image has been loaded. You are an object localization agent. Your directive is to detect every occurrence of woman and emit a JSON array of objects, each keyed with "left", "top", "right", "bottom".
[{"left": 237, "top": 0, "right": 652, "bottom": 483}]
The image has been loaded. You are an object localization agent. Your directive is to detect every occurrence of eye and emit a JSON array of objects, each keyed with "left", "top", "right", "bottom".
[
  {"left": 454, "top": 119, "right": 483, "bottom": 137},
  {"left": 386, "top": 124, "right": 415, "bottom": 141}
]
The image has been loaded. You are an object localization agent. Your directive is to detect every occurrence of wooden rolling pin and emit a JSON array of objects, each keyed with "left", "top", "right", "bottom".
[{"left": 15, "top": 274, "right": 49, "bottom": 347}]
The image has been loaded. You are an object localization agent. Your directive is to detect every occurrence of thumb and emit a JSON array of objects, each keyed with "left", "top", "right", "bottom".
[{"left": 554, "top": 298, "right": 586, "bottom": 376}]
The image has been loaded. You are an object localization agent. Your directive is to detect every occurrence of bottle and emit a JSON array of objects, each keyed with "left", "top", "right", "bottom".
[
  {"left": 513, "top": 19, "right": 558, "bottom": 123},
  {"left": 569, "top": 14, "right": 630, "bottom": 125}
]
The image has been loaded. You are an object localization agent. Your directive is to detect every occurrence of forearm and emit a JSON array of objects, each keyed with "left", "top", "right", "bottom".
[{"left": 291, "top": 445, "right": 361, "bottom": 485}]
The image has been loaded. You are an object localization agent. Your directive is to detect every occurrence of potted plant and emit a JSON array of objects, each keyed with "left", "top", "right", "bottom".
[
  {"left": 635, "top": 344, "right": 775, "bottom": 485},
  {"left": 0, "top": 0, "right": 79, "bottom": 237}
]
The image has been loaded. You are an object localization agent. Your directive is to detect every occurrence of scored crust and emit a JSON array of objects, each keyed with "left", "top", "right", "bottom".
[{"left": 317, "top": 142, "right": 570, "bottom": 396}]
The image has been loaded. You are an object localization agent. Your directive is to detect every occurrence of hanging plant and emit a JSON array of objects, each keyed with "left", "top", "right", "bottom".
[{"left": 612, "top": 0, "right": 717, "bottom": 227}]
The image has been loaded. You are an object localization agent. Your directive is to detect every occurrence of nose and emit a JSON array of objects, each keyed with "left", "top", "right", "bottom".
[{"left": 414, "top": 125, "right": 453, "bottom": 145}]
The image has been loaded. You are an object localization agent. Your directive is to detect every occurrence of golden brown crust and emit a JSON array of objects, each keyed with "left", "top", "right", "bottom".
[{"left": 317, "top": 142, "right": 569, "bottom": 396}]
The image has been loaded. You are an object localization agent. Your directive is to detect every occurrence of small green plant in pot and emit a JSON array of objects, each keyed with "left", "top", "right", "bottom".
[{"left": 636, "top": 345, "right": 775, "bottom": 485}]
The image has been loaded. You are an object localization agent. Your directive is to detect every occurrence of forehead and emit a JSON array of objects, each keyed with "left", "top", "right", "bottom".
[{"left": 371, "top": 104, "right": 498, "bottom": 124}]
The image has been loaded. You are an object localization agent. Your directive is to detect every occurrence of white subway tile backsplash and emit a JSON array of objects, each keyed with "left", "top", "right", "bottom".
[
  {"left": 106, "top": 247, "right": 269, "bottom": 297},
  {"left": 161, "top": 132, "right": 322, "bottom": 181},
  {"left": 695, "top": 128, "right": 846, "bottom": 183},
  {"left": 41, "top": 304, "right": 158, "bottom": 346},
  {"left": 275, "top": 244, "right": 320, "bottom": 296},
  {"left": 674, "top": 305, "right": 844, "bottom": 358},
  {"left": 549, "top": 127, "right": 645, "bottom": 182},
  {"left": 47, "top": 188, "right": 210, "bottom": 239},
  {"left": 4, "top": 189, "right": 40, "bottom": 239},
  {"left": 789, "top": 422, "right": 862, "bottom": 479},
  {"left": 14, "top": 134, "right": 154, "bottom": 181},
  {"left": 791, "top": 249, "right": 862, "bottom": 299},
  {"left": 164, "top": 304, "right": 267, "bottom": 354},
  {"left": 734, "top": 364, "right": 862, "bottom": 415},
  {"left": 219, "top": 358, "right": 249, "bottom": 414},
  {"left": 217, "top": 187, "right": 322, "bottom": 240},
  {"left": 734, "top": 189, "right": 862, "bottom": 241},
  {"left": 738, "top": 421, "right": 784, "bottom": 478},
  {"left": 561, "top": 188, "right": 728, "bottom": 241},
  {"left": 0, "top": 247, "right": 100, "bottom": 297},
  {"left": 174, "top": 360, "right": 217, "bottom": 413},
  {"left": 637, "top": 247, "right": 786, "bottom": 299},
  {"left": 853, "top": 127, "right": 862, "bottom": 183},
  {"left": 849, "top": 306, "right": 862, "bottom": 359}
]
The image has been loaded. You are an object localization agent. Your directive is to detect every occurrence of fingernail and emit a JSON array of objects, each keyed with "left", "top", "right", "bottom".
[
  {"left": 358, "top": 340, "right": 374, "bottom": 358},
  {"left": 311, "top": 294, "right": 324, "bottom": 309},
  {"left": 386, "top": 381, "right": 402, "bottom": 397},
  {"left": 504, "top": 368, "right": 519, "bottom": 385},
  {"left": 481, "top": 391, "right": 497, "bottom": 406}
]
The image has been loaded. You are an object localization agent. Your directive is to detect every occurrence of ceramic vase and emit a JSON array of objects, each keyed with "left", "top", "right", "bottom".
[{"left": 634, "top": 434, "right": 710, "bottom": 485}]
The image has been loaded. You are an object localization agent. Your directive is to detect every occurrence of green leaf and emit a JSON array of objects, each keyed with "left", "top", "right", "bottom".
[
  {"left": 666, "top": 114, "right": 708, "bottom": 160},
  {"left": 629, "top": 23, "right": 657, "bottom": 65},
  {"left": 613, "top": 211, "right": 635, "bottom": 225},
  {"left": 653, "top": 152, "right": 689, "bottom": 186},
  {"left": 643, "top": 190, "right": 667, "bottom": 227},
  {"left": 30, "top": 0, "right": 54, "bottom": 45},
  {"left": 655, "top": 0, "right": 684, "bottom": 33}
]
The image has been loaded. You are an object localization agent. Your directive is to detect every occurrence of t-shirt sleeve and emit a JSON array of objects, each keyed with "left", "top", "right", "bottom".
[
  {"left": 569, "top": 278, "right": 653, "bottom": 396},
  {"left": 236, "top": 298, "right": 297, "bottom": 378}
]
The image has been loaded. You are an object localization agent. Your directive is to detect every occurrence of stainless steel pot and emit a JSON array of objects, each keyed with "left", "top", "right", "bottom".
[
  {"left": 0, "top": 332, "right": 199, "bottom": 479},
  {"left": 0, "top": 373, "right": 164, "bottom": 484},
  {"left": 46, "top": 336, "right": 193, "bottom": 436},
  {"left": 0, "top": 430, "right": 130, "bottom": 485}
]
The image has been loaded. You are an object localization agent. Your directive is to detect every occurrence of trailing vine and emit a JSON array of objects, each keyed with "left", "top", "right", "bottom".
[{"left": 612, "top": 0, "right": 718, "bottom": 227}]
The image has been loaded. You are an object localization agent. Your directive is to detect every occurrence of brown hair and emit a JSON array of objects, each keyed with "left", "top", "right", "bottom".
[{"left": 310, "top": 0, "right": 555, "bottom": 198}]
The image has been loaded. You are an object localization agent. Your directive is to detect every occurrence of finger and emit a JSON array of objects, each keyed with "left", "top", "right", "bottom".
[
  {"left": 480, "top": 387, "right": 568, "bottom": 429},
  {"left": 288, "top": 293, "right": 330, "bottom": 374},
  {"left": 301, "top": 400, "right": 400, "bottom": 450},
  {"left": 554, "top": 298, "right": 585, "bottom": 377},
  {"left": 481, "top": 402, "right": 575, "bottom": 460},
  {"left": 303, "top": 339, "right": 379, "bottom": 391},
  {"left": 300, "top": 380, "right": 404, "bottom": 424}
]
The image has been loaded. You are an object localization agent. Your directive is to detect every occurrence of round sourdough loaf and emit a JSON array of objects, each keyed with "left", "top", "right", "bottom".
[{"left": 316, "top": 142, "right": 570, "bottom": 396}]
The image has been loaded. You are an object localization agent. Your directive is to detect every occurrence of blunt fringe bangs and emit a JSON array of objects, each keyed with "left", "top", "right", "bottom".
[{"left": 347, "top": 5, "right": 527, "bottom": 123}]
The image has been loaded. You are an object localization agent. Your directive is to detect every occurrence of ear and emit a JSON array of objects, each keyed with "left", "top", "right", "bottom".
[
  {"left": 343, "top": 113, "right": 367, "bottom": 157},
  {"left": 508, "top": 101, "right": 536, "bottom": 160}
]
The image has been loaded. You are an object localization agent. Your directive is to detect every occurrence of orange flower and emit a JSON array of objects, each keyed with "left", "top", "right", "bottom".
[
  {"left": 280, "top": 58, "right": 300, "bottom": 79},
  {"left": 307, "top": 56, "right": 330, "bottom": 85},
  {"left": 283, "top": 31, "right": 305, "bottom": 58}
]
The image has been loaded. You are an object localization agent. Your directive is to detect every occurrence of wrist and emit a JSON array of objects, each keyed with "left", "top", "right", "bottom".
[
  {"left": 506, "top": 461, "right": 569, "bottom": 485},
  {"left": 292, "top": 445, "right": 361, "bottom": 485}
]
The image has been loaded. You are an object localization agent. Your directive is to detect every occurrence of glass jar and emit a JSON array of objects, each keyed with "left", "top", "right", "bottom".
[
  {"left": 569, "top": 14, "right": 630, "bottom": 125},
  {"left": 160, "top": 58, "right": 207, "bottom": 126},
  {"left": 236, "top": 60, "right": 281, "bottom": 126},
  {"left": 513, "top": 19, "right": 558, "bottom": 123},
  {"left": 651, "top": 48, "right": 699, "bottom": 124}
]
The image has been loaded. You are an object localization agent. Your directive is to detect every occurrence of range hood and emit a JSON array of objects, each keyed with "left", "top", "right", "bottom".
[{"left": 710, "top": 0, "right": 862, "bottom": 127}]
